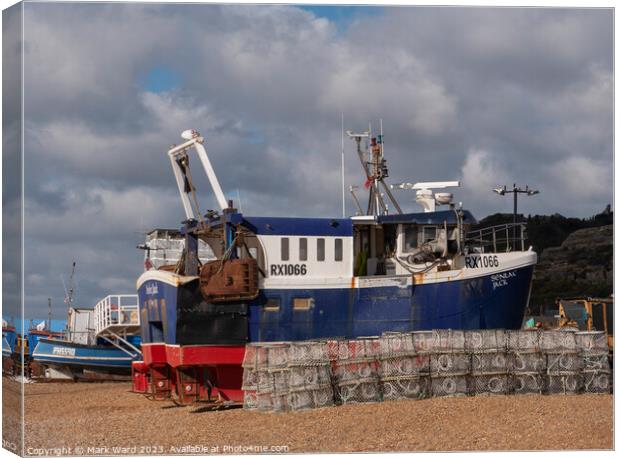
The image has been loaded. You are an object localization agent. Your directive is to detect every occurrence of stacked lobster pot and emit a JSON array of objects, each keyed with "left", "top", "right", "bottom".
[
  {"left": 331, "top": 337, "right": 381, "bottom": 404},
  {"left": 241, "top": 343, "right": 291, "bottom": 412},
  {"left": 466, "top": 329, "right": 510, "bottom": 395},
  {"left": 287, "top": 340, "right": 334, "bottom": 411},
  {"left": 378, "top": 332, "right": 430, "bottom": 400},
  {"left": 241, "top": 343, "right": 262, "bottom": 410},
  {"left": 575, "top": 331, "right": 611, "bottom": 394},
  {"left": 267, "top": 344, "right": 292, "bottom": 411},
  {"left": 422, "top": 330, "right": 469, "bottom": 397},
  {"left": 507, "top": 330, "right": 546, "bottom": 395},
  {"left": 541, "top": 330, "right": 583, "bottom": 394}
]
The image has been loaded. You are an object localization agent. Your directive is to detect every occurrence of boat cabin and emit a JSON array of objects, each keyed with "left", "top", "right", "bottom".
[
  {"left": 66, "top": 307, "right": 95, "bottom": 345},
  {"left": 181, "top": 209, "right": 476, "bottom": 282}
]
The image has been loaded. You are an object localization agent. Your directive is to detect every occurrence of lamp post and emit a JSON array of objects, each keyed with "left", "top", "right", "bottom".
[{"left": 493, "top": 184, "right": 540, "bottom": 249}]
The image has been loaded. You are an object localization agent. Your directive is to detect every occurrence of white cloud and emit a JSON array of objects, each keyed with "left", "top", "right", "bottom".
[
  {"left": 25, "top": 185, "right": 183, "bottom": 243},
  {"left": 317, "top": 44, "right": 458, "bottom": 136},
  {"left": 11, "top": 4, "right": 613, "bottom": 316},
  {"left": 548, "top": 156, "right": 611, "bottom": 201},
  {"left": 460, "top": 148, "right": 509, "bottom": 203}
]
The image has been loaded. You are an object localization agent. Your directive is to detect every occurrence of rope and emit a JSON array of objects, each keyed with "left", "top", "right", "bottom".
[{"left": 393, "top": 255, "right": 443, "bottom": 274}]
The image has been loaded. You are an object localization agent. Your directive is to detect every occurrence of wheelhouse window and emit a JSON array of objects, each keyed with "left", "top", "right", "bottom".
[
  {"left": 422, "top": 226, "right": 437, "bottom": 243},
  {"left": 281, "top": 237, "right": 289, "bottom": 261},
  {"left": 404, "top": 227, "right": 418, "bottom": 252},
  {"left": 335, "top": 238, "right": 343, "bottom": 261},
  {"left": 293, "top": 298, "right": 313, "bottom": 310},
  {"left": 264, "top": 298, "right": 280, "bottom": 312},
  {"left": 299, "top": 238, "right": 308, "bottom": 261},
  {"left": 317, "top": 238, "right": 325, "bottom": 261}
]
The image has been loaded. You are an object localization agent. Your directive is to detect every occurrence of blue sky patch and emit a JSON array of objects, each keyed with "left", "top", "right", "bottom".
[
  {"left": 141, "top": 66, "right": 181, "bottom": 93},
  {"left": 298, "top": 4, "right": 383, "bottom": 29},
  {"left": 4, "top": 318, "right": 67, "bottom": 333},
  {"left": 245, "top": 126, "right": 266, "bottom": 145}
]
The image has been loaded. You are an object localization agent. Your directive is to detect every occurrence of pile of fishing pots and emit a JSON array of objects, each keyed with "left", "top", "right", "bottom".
[
  {"left": 425, "top": 330, "right": 470, "bottom": 397},
  {"left": 576, "top": 331, "right": 611, "bottom": 394},
  {"left": 467, "top": 329, "right": 510, "bottom": 395},
  {"left": 241, "top": 341, "right": 336, "bottom": 412},
  {"left": 378, "top": 332, "right": 429, "bottom": 400},
  {"left": 241, "top": 343, "right": 291, "bottom": 412},
  {"left": 507, "top": 329, "right": 546, "bottom": 394},
  {"left": 241, "top": 328, "right": 611, "bottom": 413},
  {"left": 541, "top": 330, "right": 583, "bottom": 394},
  {"left": 331, "top": 338, "right": 382, "bottom": 404},
  {"left": 287, "top": 341, "right": 334, "bottom": 410}
]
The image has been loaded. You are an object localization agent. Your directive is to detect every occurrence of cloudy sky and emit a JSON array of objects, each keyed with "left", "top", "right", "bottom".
[{"left": 2, "top": 3, "right": 613, "bottom": 320}]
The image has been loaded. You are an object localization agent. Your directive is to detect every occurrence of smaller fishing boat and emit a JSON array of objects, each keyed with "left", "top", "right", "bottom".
[
  {"left": 25, "top": 321, "right": 65, "bottom": 378},
  {"left": 2, "top": 322, "right": 16, "bottom": 374},
  {"left": 32, "top": 294, "right": 142, "bottom": 380},
  {"left": 1, "top": 336, "right": 11, "bottom": 359}
]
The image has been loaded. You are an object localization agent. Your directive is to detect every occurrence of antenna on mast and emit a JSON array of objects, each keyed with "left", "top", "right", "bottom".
[
  {"left": 391, "top": 181, "right": 460, "bottom": 213},
  {"left": 61, "top": 261, "right": 76, "bottom": 314},
  {"left": 346, "top": 122, "right": 402, "bottom": 216},
  {"left": 236, "top": 188, "right": 244, "bottom": 214},
  {"left": 47, "top": 297, "right": 52, "bottom": 331},
  {"left": 349, "top": 185, "right": 363, "bottom": 215}
]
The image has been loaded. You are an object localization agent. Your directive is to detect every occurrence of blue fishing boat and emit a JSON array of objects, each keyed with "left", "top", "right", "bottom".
[
  {"left": 2, "top": 322, "right": 17, "bottom": 374},
  {"left": 26, "top": 328, "right": 61, "bottom": 358},
  {"left": 33, "top": 338, "right": 140, "bottom": 374},
  {"left": 135, "top": 128, "right": 537, "bottom": 403},
  {"left": 32, "top": 295, "right": 142, "bottom": 379},
  {"left": 2, "top": 324, "right": 16, "bottom": 357},
  {"left": 1, "top": 337, "right": 10, "bottom": 359}
]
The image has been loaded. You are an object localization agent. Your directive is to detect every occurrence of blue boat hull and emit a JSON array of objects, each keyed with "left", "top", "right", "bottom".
[
  {"left": 32, "top": 338, "right": 140, "bottom": 374},
  {"left": 3, "top": 329, "right": 17, "bottom": 354},
  {"left": 138, "top": 265, "right": 534, "bottom": 345},
  {"left": 2, "top": 337, "right": 11, "bottom": 359}
]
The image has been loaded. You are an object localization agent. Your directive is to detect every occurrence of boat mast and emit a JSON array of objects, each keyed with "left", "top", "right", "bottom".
[
  {"left": 48, "top": 297, "right": 52, "bottom": 331},
  {"left": 61, "top": 261, "right": 76, "bottom": 312},
  {"left": 346, "top": 123, "right": 402, "bottom": 216},
  {"left": 341, "top": 113, "right": 345, "bottom": 218},
  {"left": 61, "top": 261, "right": 76, "bottom": 336}
]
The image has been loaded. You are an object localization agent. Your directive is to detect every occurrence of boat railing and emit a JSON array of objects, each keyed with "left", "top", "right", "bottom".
[
  {"left": 464, "top": 223, "right": 527, "bottom": 253},
  {"left": 94, "top": 294, "right": 140, "bottom": 336}
]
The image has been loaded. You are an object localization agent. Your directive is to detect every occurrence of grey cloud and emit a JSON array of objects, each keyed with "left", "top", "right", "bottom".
[{"left": 11, "top": 4, "right": 612, "bottom": 318}]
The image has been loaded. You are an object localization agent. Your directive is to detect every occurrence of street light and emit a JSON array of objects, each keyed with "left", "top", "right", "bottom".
[{"left": 493, "top": 184, "right": 540, "bottom": 249}]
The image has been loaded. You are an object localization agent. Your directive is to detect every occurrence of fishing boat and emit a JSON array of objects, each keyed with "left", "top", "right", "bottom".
[
  {"left": 32, "top": 294, "right": 142, "bottom": 380},
  {"left": 2, "top": 321, "right": 17, "bottom": 374},
  {"left": 1, "top": 335, "right": 11, "bottom": 360},
  {"left": 25, "top": 321, "right": 69, "bottom": 377},
  {"left": 136, "top": 128, "right": 537, "bottom": 403},
  {"left": 27, "top": 326, "right": 64, "bottom": 356}
]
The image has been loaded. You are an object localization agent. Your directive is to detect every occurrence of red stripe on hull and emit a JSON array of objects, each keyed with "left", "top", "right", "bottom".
[
  {"left": 166, "top": 345, "right": 245, "bottom": 367},
  {"left": 141, "top": 343, "right": 245, "bottom": 367},
  {"left": 141, "top": 343, "right": 167, "bottom": 365},
  {"left": 140, "top": 343, "right": 246, "bottom": 403}
]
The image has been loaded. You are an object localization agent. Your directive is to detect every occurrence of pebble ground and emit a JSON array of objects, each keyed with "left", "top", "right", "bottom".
[{"left": 8, "top": 379, "right": 613, "bottom": 454}]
